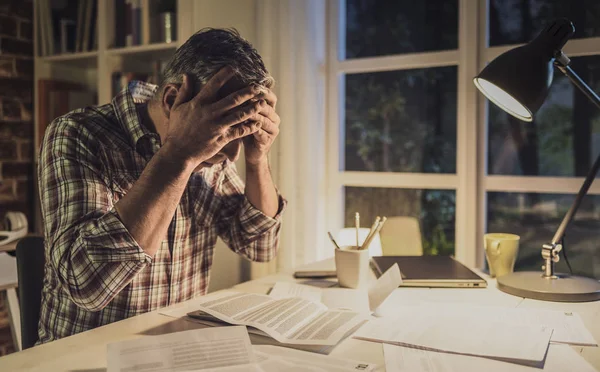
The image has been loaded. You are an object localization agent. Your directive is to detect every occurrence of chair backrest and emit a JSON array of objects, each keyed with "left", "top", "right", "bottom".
[
  {"left": 379, "top": 216, "right": 423, "bottom": 256},
  {"left": 15, "top": 236, "right": 45, "bottom": 349}
]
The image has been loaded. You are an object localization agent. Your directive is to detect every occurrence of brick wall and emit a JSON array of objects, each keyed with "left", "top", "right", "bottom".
[{"left": 0, "top": 0, "right": 33, "bottom": 357}]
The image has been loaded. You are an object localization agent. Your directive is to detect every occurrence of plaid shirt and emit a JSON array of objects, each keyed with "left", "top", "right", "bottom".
[{"left": 36, "top": 82, "right": 285, "bottom": 343}]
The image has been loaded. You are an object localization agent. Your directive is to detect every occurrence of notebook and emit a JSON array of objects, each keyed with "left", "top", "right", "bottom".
[{"left": 370, "top": 256, "right": 487, "bottom": 288}]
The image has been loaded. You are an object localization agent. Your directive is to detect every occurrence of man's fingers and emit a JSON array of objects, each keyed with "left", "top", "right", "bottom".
[
  {"left": 258, "top": 104, "right": 280, "bottom": 126},
  {"left": 257, "top": 87, "right": 278, "bottom": 109},
  {"left": 194, "top": 66, "right": 236, "bottom": 104},
  {"left": 211, "top": 85, "right": 260, "bottom": 113},
  {"left": 227, "top": 122, "right": 262, "bottom": 141},
  {"left": 258, "top": 119, "right": 279, "bottom": 136},
  {"left": 218, "top": 100, "right": 267, "bottom": 126},
  {"left": 172, "top": 74, "right": 192, "bottom": 109}
]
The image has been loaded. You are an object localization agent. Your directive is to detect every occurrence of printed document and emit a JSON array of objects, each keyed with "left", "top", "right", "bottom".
[
  {"left": 383, "top": 343, "right": 597, "bottom": 372},
  {"left": 270, "top": 263, "right": 402, "bottom": 313},
  {"left": 183, "top": 291, "right": 369, "bottom": 346},
  {"left": 107, "top": 326, "right": 254, "bottom": 372},
  {"left": 354, "top": 305, "right": 553, "bottom": 365}
]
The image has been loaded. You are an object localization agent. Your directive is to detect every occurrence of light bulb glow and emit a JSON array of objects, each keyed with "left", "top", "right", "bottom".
[{"left": 474, "top": 78, "right": 533, "bottom": 122}]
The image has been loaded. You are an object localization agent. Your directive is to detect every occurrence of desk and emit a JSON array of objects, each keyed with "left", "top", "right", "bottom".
[{"left": 0, "top": 259, "right": 599, "bottom": 371}]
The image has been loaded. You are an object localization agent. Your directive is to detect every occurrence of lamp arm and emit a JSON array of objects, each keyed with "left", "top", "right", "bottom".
[{"left": 549, "top": 60, "right": 600, "bottom": 246}]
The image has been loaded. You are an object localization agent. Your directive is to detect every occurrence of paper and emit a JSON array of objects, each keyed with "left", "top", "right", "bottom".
[
  {"left": 368, "top": 262, "right": 403, "bottom": 310},
  {"left": 270, "top": 282, "right": 370, "bottom": 313},
  {"left": 106, "top": 326, "right": 254, "bottom": 372},
  {"left": 182, "top": 291, "right": 369, "bottom": 346},
  {"left": 383, "top": 343, "right": 597, "bottom": 372},
  {"left": 270, "top": 263, "right": 402, "bottom": 313},
  {"left": 496, "top": 307, "right": 596, "bottom": 346},
  {"left": 411, "top": 303, "right": 596, "bottom": 347},
  {"left": 251, "top": 345, "right": 378, "bottom": 371},
  {"left": 355, "top": 306, "right": 553, "bottom": 365}
]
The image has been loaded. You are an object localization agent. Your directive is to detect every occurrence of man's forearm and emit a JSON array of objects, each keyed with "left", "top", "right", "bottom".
[
  {"left": 115, "top": 143, "right": 195, "bottom": 257},
  {"left": 245, "top": 159, "right": 279, "bottom": 217}
]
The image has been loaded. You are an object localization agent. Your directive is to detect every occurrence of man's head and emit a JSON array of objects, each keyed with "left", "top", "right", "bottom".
[{"left": 154, "top": 28, "right": 274, "bottom": 165}]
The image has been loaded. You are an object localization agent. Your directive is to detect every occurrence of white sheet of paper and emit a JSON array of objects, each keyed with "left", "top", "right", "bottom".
[
  {"left": 383, "top": 343, "right": 597, "bottom": 372},
  {"left": 106, "top": 326, "right": 254, "bottom": 372},
  {"left": 355, "top": 306, "right": 553, "bottom": 364},
  {"left": 417, "top": 303, "right": 596, "bottom": 347},
  {"left": 369, "top": 263, "right": 402, "bottom": 311},
  {"left": 374, "top": 287, "right": 523, "bottom": 319}
]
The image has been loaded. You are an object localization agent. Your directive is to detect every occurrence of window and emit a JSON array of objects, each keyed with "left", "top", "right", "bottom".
[
  {"left": 484, "top": 1, "right": 600, "bottom": 279},
  {"left": 328, "top": 0, "right": 600, "bottom": 277},
  {"left": 328, "top": 0, "right": 461, "bottom": 258}
]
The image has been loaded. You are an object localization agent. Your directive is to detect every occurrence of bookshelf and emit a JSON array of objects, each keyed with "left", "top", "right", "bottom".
[
  {"left": 34, "top": 0, "right": 193, "bottom": 147},
  {"left": 32, "top": 0, "right": 194, "bottom": 233}
]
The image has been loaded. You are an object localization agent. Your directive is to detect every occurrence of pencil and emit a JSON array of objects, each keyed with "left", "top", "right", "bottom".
[
  {"left": 355, "top": 212, "right": 360, "bottom": 247},
  {"left": 361, "top": 216, "right": 381, "bottom": 249},
  {"left": 327, "top": 231, "right": 341, "bottom": 250},
  {"left": 362, "top": 216, "right": 387, "bottom": 251}
]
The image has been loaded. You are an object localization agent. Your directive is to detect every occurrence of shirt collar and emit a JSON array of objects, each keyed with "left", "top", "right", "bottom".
[{"left": 112, "top": 81, "right": 159, "bottom": 152}]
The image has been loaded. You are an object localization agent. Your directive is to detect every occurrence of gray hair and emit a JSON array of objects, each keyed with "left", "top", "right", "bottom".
[{"left": 157, "top": 28, "right": 274, "bottom": 98}]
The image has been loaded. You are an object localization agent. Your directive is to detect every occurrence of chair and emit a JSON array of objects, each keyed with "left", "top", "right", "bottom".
[
  {"left": 379, "top": 216, "right": 423, "bottom": 256},
  {"left": 0, "top": 252, "right": 20, "bottom": 351},
  {"left": 15, "top": 236, "right": 45, "bottom": 349}
]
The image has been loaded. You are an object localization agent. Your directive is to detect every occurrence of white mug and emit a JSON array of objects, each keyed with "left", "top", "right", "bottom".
[
  {"left": 334, "top": 245, "right": 370, "bottom": 289},
  {"left": 484, "top": 233, "right": 520, "bottom": 278}
]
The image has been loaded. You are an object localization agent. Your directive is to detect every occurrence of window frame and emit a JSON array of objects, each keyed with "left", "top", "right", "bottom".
[{"left": 326, "top": 0, "right": 600, "bottom": 268}]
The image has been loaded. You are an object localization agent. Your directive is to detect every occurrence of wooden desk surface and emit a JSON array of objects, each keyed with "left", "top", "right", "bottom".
[{"left": 0, "top": 259, "right": 599, "bottom": 371}]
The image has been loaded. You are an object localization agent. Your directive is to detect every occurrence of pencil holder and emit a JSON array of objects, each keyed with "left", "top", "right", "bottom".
[{"left": 335, "top": 246, "right": 370, "bottom": 289}]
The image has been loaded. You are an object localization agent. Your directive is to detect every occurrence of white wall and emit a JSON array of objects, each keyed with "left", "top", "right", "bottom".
[{"left": 191, "top": 0, "right": 260, "bottom": 292}]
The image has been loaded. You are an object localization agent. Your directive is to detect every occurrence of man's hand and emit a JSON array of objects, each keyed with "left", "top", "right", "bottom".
[
  {"left": 162, "top": 67, "right": 268, "bottom": 168},
  {"left": 243, "top": 87, "right": 280, "bottom": 166}
]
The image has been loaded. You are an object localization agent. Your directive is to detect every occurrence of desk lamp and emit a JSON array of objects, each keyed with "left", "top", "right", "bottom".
[{"left": 473, "top": 18, "right": 600, "bottom": 302}]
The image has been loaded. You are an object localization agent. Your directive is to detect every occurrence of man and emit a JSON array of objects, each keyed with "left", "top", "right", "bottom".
[{"left": 37, "top": 28, "right": 285, "bottom": 343}]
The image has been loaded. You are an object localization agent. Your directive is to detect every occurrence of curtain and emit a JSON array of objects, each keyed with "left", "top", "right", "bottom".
[{"left": 251, "top": 0, "right": 328, "bottom": 278}]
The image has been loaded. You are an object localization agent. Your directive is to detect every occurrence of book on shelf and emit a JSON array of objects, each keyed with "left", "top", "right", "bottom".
[
  {"left": 114, "top": 0, "right": 142, "bottom": 47},
  {"left": 37, "top": 0, "right": 97, "bottom": 56}
]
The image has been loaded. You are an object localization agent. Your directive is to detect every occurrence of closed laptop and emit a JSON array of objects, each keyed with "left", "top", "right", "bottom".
[{"left": 370, "top": 255, "right": 487, "bottom": 288}]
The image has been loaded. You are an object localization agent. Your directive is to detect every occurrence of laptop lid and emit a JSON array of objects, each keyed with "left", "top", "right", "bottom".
[{"left": 370, "top": 256, "right": 487, "bottom": 288}]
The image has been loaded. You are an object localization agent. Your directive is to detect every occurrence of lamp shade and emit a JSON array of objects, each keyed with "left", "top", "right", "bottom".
[{"left": 474, "top": 18, "right": 575, "bottom": 122}]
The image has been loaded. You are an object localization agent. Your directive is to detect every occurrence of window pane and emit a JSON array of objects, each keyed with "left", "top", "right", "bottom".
[
  {"left": 489, "top": 0, "right": 600, "bottom": 46},
  {"left": 345, "top": 0, "right": 458, "bottom": 59},
  {"left": 344, "top": 187, "right": 455, "bottom": 255},
  {"left": 487, "top": 192, "right": 600, "bottom": 279},
  {"left": 487, "top": 55, "right": 600, "bottom": 177},
  {"left": 345, "top": 67, "right": 457, "bottom": 173}
]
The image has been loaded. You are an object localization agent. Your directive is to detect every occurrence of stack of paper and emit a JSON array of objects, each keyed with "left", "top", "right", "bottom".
[
  {"left": 383, "top": 343, "right": 597, "bottom": 372},
  {"left": 107, "top": 326, "right": 379, "bottom": 372},
  {"left": 355, "top": 303, "right": 598, "bottom": 369}
]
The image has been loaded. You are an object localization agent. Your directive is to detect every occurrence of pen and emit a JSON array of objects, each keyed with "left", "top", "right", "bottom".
[
  {"left": 355, "top": 212, "right": 360, "bottom": 247},
  {"left": 327, "top": 231, "right": 341, "bottom": 250}
]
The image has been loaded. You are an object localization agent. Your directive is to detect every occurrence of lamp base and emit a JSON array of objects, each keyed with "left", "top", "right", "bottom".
[{"left": 497, "top": 271, "right": 600, "bottom": 302}]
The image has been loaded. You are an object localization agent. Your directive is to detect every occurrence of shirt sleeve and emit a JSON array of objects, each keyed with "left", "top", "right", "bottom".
[
  {"left": 38, "top": 116, "right": 151, "bottom": 312},
  {"left": 215, "top": 161, "right": 286, "bottom": 262}
]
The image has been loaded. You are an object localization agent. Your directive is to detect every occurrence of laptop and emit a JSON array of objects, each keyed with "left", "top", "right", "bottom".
[{"left": 370, "top": 255, "right": 487, "bottom": 288}]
